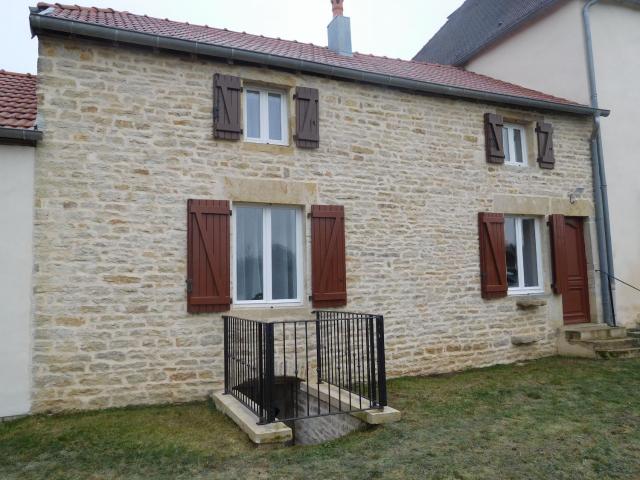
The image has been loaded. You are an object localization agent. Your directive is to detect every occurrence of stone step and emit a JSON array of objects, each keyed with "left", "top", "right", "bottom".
[
  {"left": 564, "top": 324, "right": 627, "bottom": 341},
  {"left": 211, "top": 392, "right": 292, "bottom": 444},
  {"left": 595, "top": 347, "right": 640, "bottom": 359},
  {"left": 300, "top": 381, "right": 401, "bottom": 425},
  {"left": 581, "top": 338, "right": 640, "bottom": 350},
  {"left": 628, "top": 329, "right": 640, "bottom": 339}
]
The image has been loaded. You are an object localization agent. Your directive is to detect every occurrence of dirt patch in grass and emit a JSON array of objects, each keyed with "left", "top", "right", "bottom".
[{"left": 2, "top": 357, "right": 640, "bottom": 479}]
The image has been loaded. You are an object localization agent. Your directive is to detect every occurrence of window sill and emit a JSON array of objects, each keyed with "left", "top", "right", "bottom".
[
  {"left": 231, "top": 304, "right": 311, "bottom": 320},
  {"left": 244, "top": 138, "right": 289, "bottom": 147},
  {"left": 240, "top": 141, "right": 293, "bottom": 155},
  {"left": 233, "top": 302, "right": 304, "bottom": 309},
  {"left": 508, "top": 289, "right": 545, "bottom": 297},
  {"left": 504, "top": 162, "right": 528, "bottom": 168}
]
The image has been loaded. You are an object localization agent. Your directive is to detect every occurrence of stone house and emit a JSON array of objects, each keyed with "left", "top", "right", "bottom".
[
  {"left": 5, "top": 1, "right": 617, "bottom": 416},
  {"left": 414, "top": 0, "right": 640, "bottom": 328}
]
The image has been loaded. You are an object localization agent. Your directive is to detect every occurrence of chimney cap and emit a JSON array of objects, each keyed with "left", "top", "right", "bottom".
[{"left": 331, "top": 0, "right": 344, "bottom": 17}]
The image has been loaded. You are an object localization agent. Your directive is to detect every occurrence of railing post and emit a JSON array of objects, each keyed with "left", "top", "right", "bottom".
[
  {"left": 315, "top": 311, "right": 322, "bottom": 384},
  {"left": 257, "top": 321, "right": 264, "bottom": 420},
  {"left": 261, "top": 322, "right": 275, "bottom": 424},
  {"left": 368, "top": 315, "right": 377, "bottom": 407},
  {"left": 223, "top": 316, "right": 229, "bottom": 395},
  {"left": 375, "top": 315, "right": 387, "bottom": 408}
]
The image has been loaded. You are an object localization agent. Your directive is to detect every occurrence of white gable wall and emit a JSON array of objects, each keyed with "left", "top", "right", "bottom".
[{"left": 0, "top": 144, "right": 35, "bottom": 417}]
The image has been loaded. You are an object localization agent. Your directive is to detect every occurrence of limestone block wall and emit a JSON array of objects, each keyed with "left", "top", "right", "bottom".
[{"left": 32, "top": 35, "right": 598, "bottom": 412}]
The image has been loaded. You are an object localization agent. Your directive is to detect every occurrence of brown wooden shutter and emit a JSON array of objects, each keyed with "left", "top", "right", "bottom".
[
  {"left": 548, "top": 214, "right": 567, "bottom": 294},
  {"left": 484, "top": 113, "right": 505, "bottom": 164},
  {"left": 295, "top": 87, "right": 320, "bottom": 148},
  {"left": 187, "top": 199, "right": 231, "bottom": 313},
  {"left": 478, "top": 212, "right": 508, "bottom": 299},
  {"left": 311, "top": 205, "right": 346, "bottom": 307},
  {"left": 213, "top": 74, "right": 242, "bottom": 140},
  {"left": 536, "top": 122, "right": 555, "bottom": 169}
]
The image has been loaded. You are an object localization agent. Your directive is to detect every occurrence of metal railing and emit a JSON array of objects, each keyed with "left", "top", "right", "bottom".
[{"left": 223, "top": 311, "right": 387, "bottom": 425}]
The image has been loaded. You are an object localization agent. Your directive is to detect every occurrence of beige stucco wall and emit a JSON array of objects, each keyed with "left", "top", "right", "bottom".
[
  {"left": 466, "top": 0, "right": 590, "bottom": 105},
  {"left": 32, "top": 35, "right": 598, "bottom": 412},
  {"left": 465, "top": 0, "right": 640, "bottom": 327}
]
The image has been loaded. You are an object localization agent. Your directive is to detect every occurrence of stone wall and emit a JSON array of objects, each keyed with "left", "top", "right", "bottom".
[{"left": 32, "top": 35, "right": 598, "bottom": 412}]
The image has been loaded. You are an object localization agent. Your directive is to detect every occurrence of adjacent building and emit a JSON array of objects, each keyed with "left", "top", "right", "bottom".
[{"left": 0, "top": 70, "right": 41, "bottom": 418}]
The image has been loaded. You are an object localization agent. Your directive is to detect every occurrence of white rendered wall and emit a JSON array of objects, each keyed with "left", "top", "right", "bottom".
[{"left": 0, "top": 144, "right": 35, "bottom": 417}]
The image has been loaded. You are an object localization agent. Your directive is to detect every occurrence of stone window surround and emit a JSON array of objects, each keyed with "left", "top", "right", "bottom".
[{"left": 223, "top": 176, "right": 318, "bottom": 317}]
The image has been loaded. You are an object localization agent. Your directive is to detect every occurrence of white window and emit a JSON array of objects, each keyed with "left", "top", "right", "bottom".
[
  {"left": 502, "top": 123, "right": 527, "bottom": 165},
  {"left": 504, "top": 216, "right": 543, "bottom": 294},
  {"left": 244, "top": 87, "right": 288, "bottom": 145},
  {"left": 234, "top": 205, "right": 303, "bottom": 305}
]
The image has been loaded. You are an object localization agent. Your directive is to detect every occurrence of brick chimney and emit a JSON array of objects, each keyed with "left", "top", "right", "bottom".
[{"left": 328, "top": 0, "right": 352, "bottom": 56}]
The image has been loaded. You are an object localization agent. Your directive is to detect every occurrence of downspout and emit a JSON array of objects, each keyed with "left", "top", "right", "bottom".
[{"left": 583, "top": 0, "right": 616, "bottom": 325}]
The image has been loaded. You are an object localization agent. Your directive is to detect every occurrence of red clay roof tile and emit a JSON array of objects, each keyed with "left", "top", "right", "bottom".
[
  {"left": 34, "top": 3, "right": 581, "bottom": 107},
  {"left": 0, "top": 70, "right": 38, "bottom": 130}
]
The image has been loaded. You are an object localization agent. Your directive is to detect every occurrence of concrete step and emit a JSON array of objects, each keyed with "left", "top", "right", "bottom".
[
  {"left": 563, "top": 324, "right": 627, "bottom": 341},
  {"left": 595, "top": 347, "right": 640, "bottom": 359}
]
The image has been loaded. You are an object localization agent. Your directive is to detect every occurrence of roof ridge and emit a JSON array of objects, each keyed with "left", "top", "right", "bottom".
[{"left": 0, "top": 69, "right": 36, "bottom": 78}]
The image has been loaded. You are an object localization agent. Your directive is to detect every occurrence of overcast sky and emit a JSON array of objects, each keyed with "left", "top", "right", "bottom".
[{"left": 2, "top": 0, "right": 464, "bottom": 74}]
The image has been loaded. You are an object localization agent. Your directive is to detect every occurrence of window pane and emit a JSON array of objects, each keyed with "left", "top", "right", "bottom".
[
  {"left": 246, "top": 91, "right": 261, "bottom": 138},
  {"left": 268, "top": 93, "right": 282, "bottom": 141},
  {"left": 502, "top": 127, "right": 511, "bottom": 162},
  {"left": 505, "top": 217, "right": 519, "bottom": 288},
  {"left": 522, "top": 219, "right": 539, "bottom": 287},
  {"left": 271, "top": 208, "right": 297, "bottom": 300},
  {"left": 514, "top": 128, "right": 524, "bottom": 163},
  {"left": 236, "top": 207, "right": 263, "bottom": 301}
]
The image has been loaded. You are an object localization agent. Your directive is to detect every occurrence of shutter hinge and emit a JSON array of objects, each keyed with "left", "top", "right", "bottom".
[
  {"left": 213, "top": 106, "right": 219, "bottom": 121},
  {"left": 229, "top": 209, "right": 232, "bottom": 216},
  {"left": 308, "top": 295, "right": 313, "bottom": 301},
  {"left": 186, "top": 278, "right": 193, "bottom": 294}
]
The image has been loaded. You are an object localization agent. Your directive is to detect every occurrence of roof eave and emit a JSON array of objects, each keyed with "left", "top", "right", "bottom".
[
  {"left": 0, "top": 126, "right": 43, "bottom": 143},
  {"left": 29, "top": 12, "right": 610, "bottom": 118}
]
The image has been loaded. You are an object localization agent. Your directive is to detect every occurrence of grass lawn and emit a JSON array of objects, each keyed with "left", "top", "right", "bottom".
[{"left": 2, "top": 357, "right": 640, "bottom": 479}]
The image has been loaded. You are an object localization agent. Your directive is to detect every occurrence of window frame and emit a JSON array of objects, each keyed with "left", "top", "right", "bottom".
[
  {"left": 506, "top": 216, "right": 544, "bottom": 295},
  {"left": 502, "top": 123, "right": 528, "bottom": 166},
  {"left": 243, "top": 87, "right": 289, "bottom": 146},
  {"left": 232, "top": 204, "right": 304, "bottom": 306}
]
